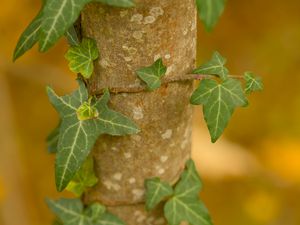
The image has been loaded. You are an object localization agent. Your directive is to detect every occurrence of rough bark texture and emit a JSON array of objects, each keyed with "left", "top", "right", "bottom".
[{"left": 81, "top": 0, "right": 196, "bottom": 224}]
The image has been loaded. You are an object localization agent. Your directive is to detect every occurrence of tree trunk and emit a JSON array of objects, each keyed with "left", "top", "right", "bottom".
[{"left": 81, "top": 0, "right": 196, "bottom": 224}]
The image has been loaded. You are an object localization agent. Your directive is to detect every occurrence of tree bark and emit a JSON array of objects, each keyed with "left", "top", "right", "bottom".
[{"left": 81, "top": 0, "right": 196, "bottom": 224}]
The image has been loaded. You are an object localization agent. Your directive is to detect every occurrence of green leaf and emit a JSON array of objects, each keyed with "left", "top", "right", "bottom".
[
  {"left": 47, "top": 198, "right": 90, "bottom": 225},
  {"left": 95, "top": 212, "right": 126, "bottom": 225},
  {"left": 15, "top": 0, "right": 135, "bottom": 56},
  {"left": 174, "top": 159, "right": 202, "bottom": 197},
  {"left": 190, "top": 78, "right": 248, "bottom": 142},
  {"left": 145, "top": 177, "right": 173, "bottom": 211},
  {"left": 14, "top": 0, "right": 135, "bottom": 57},
  {"left": 47, "top": 198, "right": 124, "bottom": 225},
  {"left": 244, "top": 72, "right": 263, "bottom": 94},
  {"left": 39, "top": 0, "right": 135, "bottom": 52},
  {"left": 65, "top": 38, "right": 99, "bottom": 79},
  {"left": 65, "top": 25, "right": 80, "bottom": 46},
  {"left": 164, "top": 198, "right": 213, "bottom": 225},
  {"left": 47, "top": 79, "right": 139, "bottom": 191},
  {"left": 95, "top": 0, "right": 135, "bottom": 8},
  {"left": 46, "top": 120, "right": 61, "bottom": 154},
  {"left": 76, "top": 98, "right": 99, "bottom": 121},
  {"left": 13, "top": 5, "right": 43, "bottom": 61},
  {"left": 39, "top": 0, "right": 87, "bottom": 52},
  {"left": 94, "top": 89, "right": 140, "bottom": 135},
  {"left": 164, "top": 159, "right": 212, "bottom": 225},
  {"left": 66, "top": 156, "right": 98, "bottom": 197},
  {"left": 47, "top": 198, "right": 104, "bottom": 225},
  {"left": 193, "top": 51, "right": 228, "bottom": 80},
  {"left": 196, "top": 0, "right": 225, "bottom": 31},
  {"left": 136, "top": 58, "right": 167, "bottom": 91},
  {"left": 85, "top": 203, "right": 106, "bottom": 223}
]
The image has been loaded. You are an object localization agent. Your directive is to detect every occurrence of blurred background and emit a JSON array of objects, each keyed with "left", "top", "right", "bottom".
[{"left": 0, "top": 0, "right": 300, "bottom": 225}]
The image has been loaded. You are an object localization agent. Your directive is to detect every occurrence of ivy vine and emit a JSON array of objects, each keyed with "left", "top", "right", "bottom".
[{"left": 13, "top": 0, "right": 263, "bottom": 225}]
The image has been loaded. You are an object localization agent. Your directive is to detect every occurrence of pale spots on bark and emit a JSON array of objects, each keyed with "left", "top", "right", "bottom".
[
  {"left": 165, "top": 64, "right": 174, "bottom": 75},
  {"left": 111, "top": 146, "right": 118, "bottom": 152},
  {"left": 132, "top": 31, "right": 144, "bottom": 40},
  {"left": 132, "top": 106, "right": 144, "bottom": 120},
  {"left": 132, "top": 189, "right": 145, "bottom": 201},
  {"left": 160, "top": 155, "right": 168, "bottom": 163},
  {"left": 131, "top": 14, "right": 144, "bottom": 24},
  {"left": 81, "top": 0, "right": 196, "bottom": 223},
  {"left": 107, "top": 204, "right": 167, "bottom": 225},
  {"left": 129, "top": 177, "right": 136, "bottom": 184},
  {"left": 113, "top": 173, "right": 123, "bottom": 181},
  {"left": 103, "top": 180, "right": 121, "bottom": 191},
  {"left": 161, "top": 129, "right": 172, "bottom": 139},
  {"left": 124, "top": 152, "right": 132, "bottom": 159},
  {"left": 150, "top": 7, "right": 164, "bottom": 17},
  {"left": 134, "top": 210, "right": 146, "bottom": 223},
  {"left": 143, "top": 16, "right": 156, "bottom": 24},
  {"left": 153, "top": 54, "right": 161, "bottom": 61},
  {"left": 158, "top": 168, "right": 165, "bottom": 175},
  {"left": 164, "top": 53, "right": 171, "bottom": 59}
]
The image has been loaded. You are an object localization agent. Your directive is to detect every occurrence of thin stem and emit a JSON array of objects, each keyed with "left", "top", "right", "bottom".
[{"left": 92, "top": 73, "right": 244, "bottom": 95}]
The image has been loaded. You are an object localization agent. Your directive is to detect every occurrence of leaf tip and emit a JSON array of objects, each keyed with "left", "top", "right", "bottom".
[
  {"left": 204, "top": 25, "right": 214, "bottom": 33},
  {"left": 12, "top": 50, "right": 19, "bottom": 62},
  {"left": 45, "top": 197, "right": 53, "bottom": 205},
  {"left": 210, "top": 135, "right": 219, "bottom": 143},
  {"left": 211, "top": 139, "right": 217, "bottom": 143},
  {"left": 46, "top": 85, "right": 55, "bottom": 97}
]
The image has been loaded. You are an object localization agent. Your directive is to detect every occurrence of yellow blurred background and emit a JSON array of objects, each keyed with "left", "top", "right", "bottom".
[{"left": 1, "top": 0, "right": 300, "bottom": 225}]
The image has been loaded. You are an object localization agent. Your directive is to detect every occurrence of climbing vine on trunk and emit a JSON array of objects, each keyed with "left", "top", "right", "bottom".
[{"left": 13, "top": 0, "right": 263, "bottom": 225}]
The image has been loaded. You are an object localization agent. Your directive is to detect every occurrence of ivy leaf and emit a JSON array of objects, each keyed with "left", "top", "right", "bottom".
[
  {"left": 190, "top": 78, "right": 248, "bottom": 143},
  {"left": 47, "top": 198, "right": 93, "bottom": 225},
  {"left": 46, "top": 120, "right": 61, "bottom": 154},
  {"left": 95, "top": 0, "right": 135, "bottom": 8},
  {"left": 244, "top": 72, "right": 263, "bottom": 94},
  {"left": 15, "top": 0, "right": 135, "bottom": 57},
  {"left": 66, "top": 156, "right": 98, "bottom": 197},
  {"left": 165, "top": 198, "right": 213, "bottom": 225},
  {"left": 39, "top": 0, "right": 87, "bottom": 52},
  {"left": 47, "top": 79, "right": 139, "bottom": 191},
  {"left": 193, "top": 51, "right": 228, "bottom": 80},
  {"left": 47, "top": 198, "right": 124, "bottom": 225},
  {"left": 39, "top": 0, "right": 134, "bottom": 52},
  {"left": 164, "top": 159, "right": 213, "bottom": 225},
  {"left": 85, "top": 203, "right": 106, "bottom": 223},
  {"left": 65, "top": 25, "right": 80, "bottom": 46},
  {"left": 65, "top": 38, "right": 99, "bottom": 79},
  {"left": 136, "top": 58, "right": 167, "bottom": 91},
  {"left": 145, "top": 177, "right": 173, "bottom": 211},
  {"left": 174, "top": 159, "right": 202, "bottom": 197},
  {"left": 94, "top": 89, "right": 140, "bottom": 135},
  {"left": 95, "top": 213, "right": 125, "bottom": 225},
  {"left": 13, "top": 5, "right": 43, "bottom": 61},
  {"left": 46, "top": 198, "right": 104, "bottom": 225},
  {"left": 196, "top": 0, "right": 225, "bottom": 31}
]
